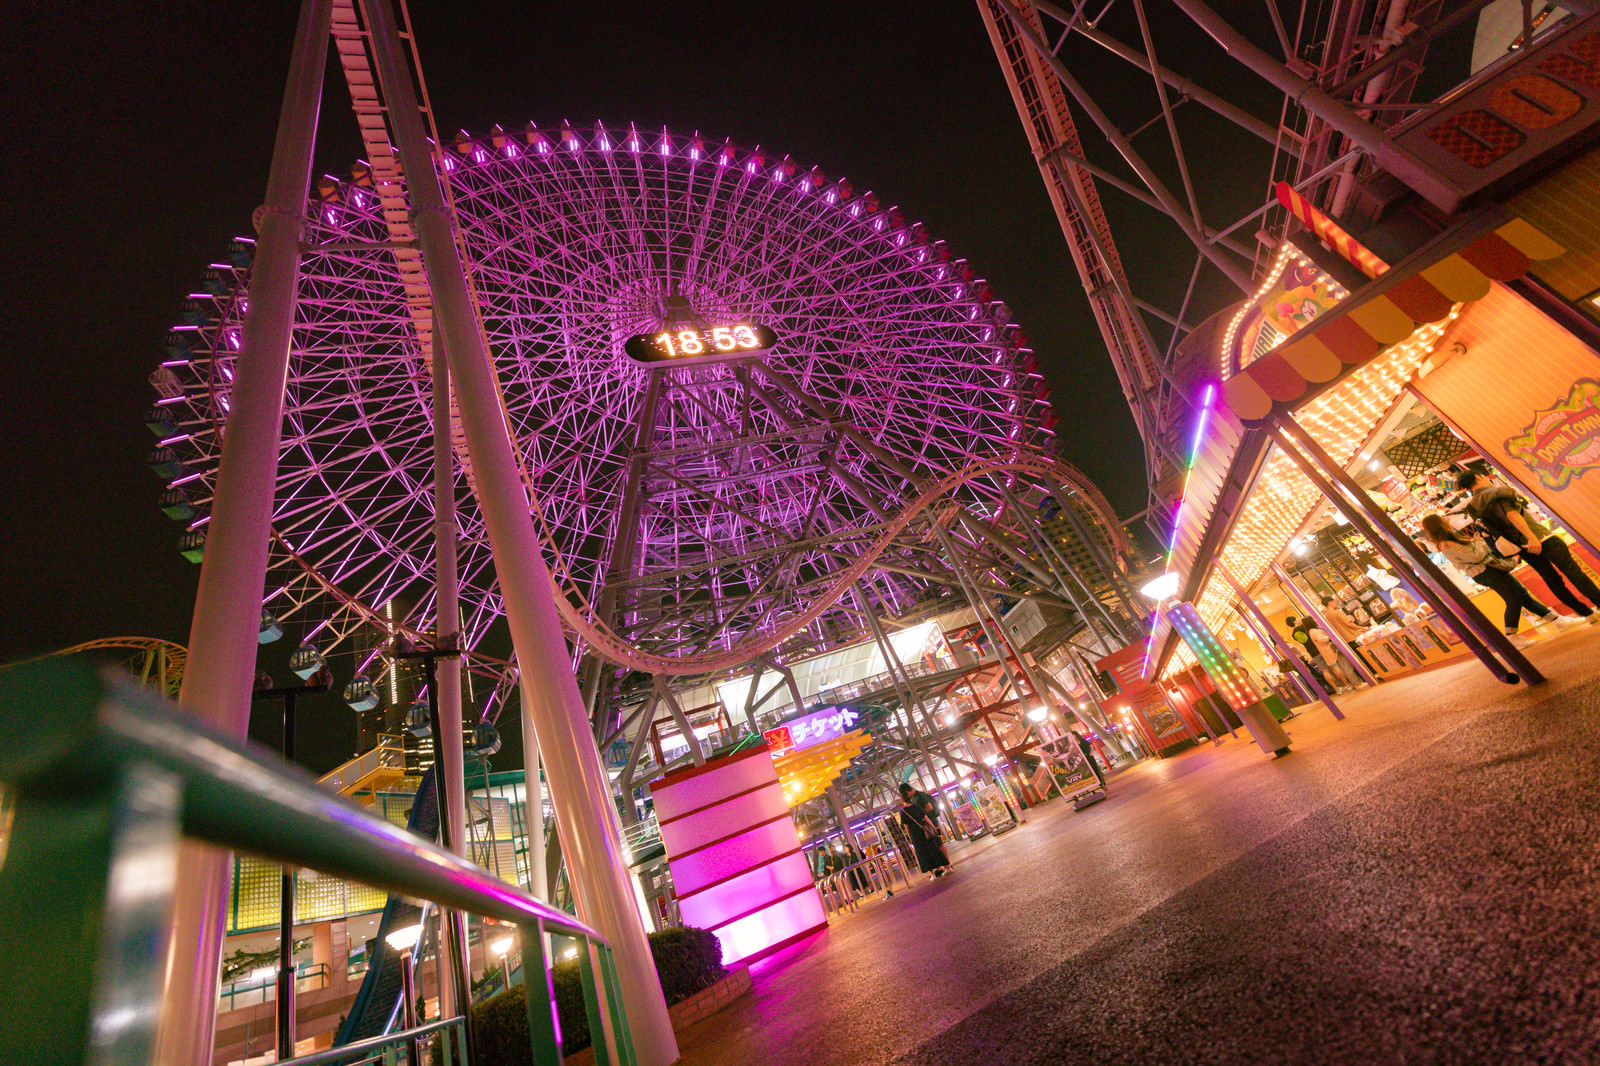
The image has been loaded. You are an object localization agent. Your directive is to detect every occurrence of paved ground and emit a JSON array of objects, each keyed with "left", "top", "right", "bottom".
[{"left": 674, "top": 623, "right": 1600, "bottom": 1066}]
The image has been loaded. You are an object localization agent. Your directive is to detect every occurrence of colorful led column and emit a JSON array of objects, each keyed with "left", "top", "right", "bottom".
[{"left": 1165, "top": 601, "right": 1291, "bottom": 758}]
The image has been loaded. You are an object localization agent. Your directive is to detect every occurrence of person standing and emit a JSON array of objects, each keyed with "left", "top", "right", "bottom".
[
  {"left": 1421, "top": 514, "right": 1584, "bottom": 642},
  {"left": 1286, "top": 616, "right": 1341, "bottom": 692},
  {"left": 898, "top": 782, "right": 939, "bottom": 831},
  {"left": 898, "top": 784, "right": 951, "bottom": 879},
  {"left": 1459, "top": 471, "right": 1600, "bottom": 621},
  {"left": 1070, "top": 729, "right": 1106, "bottom": 790},
  {"left": 1311, "top": 623, "right": 1357, "bottom": 692}
]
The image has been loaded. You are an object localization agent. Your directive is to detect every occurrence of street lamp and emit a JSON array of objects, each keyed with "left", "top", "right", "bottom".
[
  {"left": 385, "top": 923, "right": 424, "bottom": 1066},
  {"left": 489, "top": 933, "right": 515, "bottom": 991},
  {"left": 1139, "top": 571, "right": 1181, "bottom": 603}
]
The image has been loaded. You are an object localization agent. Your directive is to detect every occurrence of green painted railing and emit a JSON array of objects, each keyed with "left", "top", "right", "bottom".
[{"left": 0, "top": 659, "right": 638, "bottom": 1066}]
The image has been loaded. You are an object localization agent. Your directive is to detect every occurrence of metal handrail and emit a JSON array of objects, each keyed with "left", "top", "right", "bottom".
[
  {"left": 317, "top": 733, "right": 409, "bottom": 792},
  {"left": 0, "top": 659, "right": 638, "bottom": 1066},
  {"left": 280, "top": 1015, "right": 462, "bottom": 1065}
]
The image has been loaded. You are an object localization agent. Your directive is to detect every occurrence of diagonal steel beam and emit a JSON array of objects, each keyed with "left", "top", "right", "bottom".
[{"left": 996, "top": 0, "right": 1254, "bottom": 292}]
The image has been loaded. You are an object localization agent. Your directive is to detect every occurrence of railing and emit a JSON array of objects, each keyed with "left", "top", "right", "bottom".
[
  {"left": 0, "top": 659, "right": 639, "bottom": 1066},
  {"left": 220, "top": 961, "right": 331, "bottom": 1011},
  {"left": 815, "top": 853, "right": 910, "bottom": 916},
  {"left": 319, "top": 733, "right": 409, "bottom": 792},
  {"left": 621, "top": 813, "right": 662, "bottom": 865},
  {"left": 282, "top": 1016, "right": 466, "bottom": 1065}
]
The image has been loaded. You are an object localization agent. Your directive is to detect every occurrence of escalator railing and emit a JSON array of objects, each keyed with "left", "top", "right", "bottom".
[{"left": 334, "top": 765, "right": 439, "bottom": 1044}]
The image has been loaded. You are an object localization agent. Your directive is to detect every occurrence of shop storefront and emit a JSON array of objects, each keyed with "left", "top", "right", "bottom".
[{"left": 1148, "top": 145, "right": 1600, "bottom": 693}]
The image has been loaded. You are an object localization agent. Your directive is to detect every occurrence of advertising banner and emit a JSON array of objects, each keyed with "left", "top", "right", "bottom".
[
  {"left": 1047, "top": 743, "right": 1101, "bottom": 801},
  {"left": 975, "top": 786, "right": 1017, "bottom": 833},
  {"left": 953, "top": 801, "right": 988, "bottom": 838},
  {"left": 1415, "top": 283, "right": 1600, "bottom": 555}
]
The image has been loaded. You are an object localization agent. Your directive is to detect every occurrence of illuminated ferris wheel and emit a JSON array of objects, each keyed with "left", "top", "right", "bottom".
[{"left": 149, "top": 121, "right": 1122, "bottom": 689}]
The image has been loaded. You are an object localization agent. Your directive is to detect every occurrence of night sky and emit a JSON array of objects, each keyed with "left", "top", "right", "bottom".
[{"left": 2, "top": 2, "right": 1281, "bottom": 769}]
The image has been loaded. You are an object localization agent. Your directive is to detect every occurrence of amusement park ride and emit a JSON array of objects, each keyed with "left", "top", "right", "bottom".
[
  {"left": 99, "top": 0, "right": 1564, "bottom": 1061},
  {"left": 129, "top": 0, "right": 1149, "bottom": 1060}
]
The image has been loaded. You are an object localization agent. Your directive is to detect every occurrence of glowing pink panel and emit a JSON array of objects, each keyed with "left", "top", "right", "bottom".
[
  {"left": 677, "top": 853, "right": 818, "bottom": 931},
  {"left": 652, "top": 746, "right": 826, "bottom": 966}
]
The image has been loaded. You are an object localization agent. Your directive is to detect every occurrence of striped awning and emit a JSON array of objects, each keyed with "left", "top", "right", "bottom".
[{"left": 1220, "top": 217, "right": 1565, "bottom": 423}]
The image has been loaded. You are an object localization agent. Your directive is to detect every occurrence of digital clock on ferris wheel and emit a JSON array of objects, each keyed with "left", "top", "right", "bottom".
[{"left": 623, "top": 323, "right": 779, "bottom": 364}]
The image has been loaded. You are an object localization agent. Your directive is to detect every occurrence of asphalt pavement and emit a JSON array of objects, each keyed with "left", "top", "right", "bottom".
[{"left": 673, "top": 623, "right": 1600, "bottom": 1066}]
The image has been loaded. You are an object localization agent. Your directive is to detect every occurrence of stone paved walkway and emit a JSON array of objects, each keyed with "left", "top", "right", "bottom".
[{"left": 673, "top": 624, "right": 1600, "bottom": 1065}]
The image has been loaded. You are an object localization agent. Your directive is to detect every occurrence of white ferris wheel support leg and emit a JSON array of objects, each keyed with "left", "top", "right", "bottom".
[
  {"left": 432, "top": 335, "right": 469, "bottom": 1021},
  {"left": 518, "top": 678, "right": 548, "bottom": 905},
  {"left": 156, "top": 1, "right": 334, "bottom": 1063},
  {"left": 358, "top": 1, "right": 678, "bottom": 1061}
]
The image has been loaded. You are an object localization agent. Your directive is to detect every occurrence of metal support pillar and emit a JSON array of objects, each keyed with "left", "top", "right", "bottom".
[
  {"left": 931, "top": 520, "right": 1039, "bottom": 708},
  {"left": 996, "top": 481, "right": 1129, "bottom": 647},
  {"left": 247, "top": 680, "right": 329, "bottom": 1060},
  {"left": 826, "top": 787, "right": 861, "bottom": 854},
  {"left": 360, "top": 1, "right": 677, "bottom": 1058},
  {"left": 654, "top": 679, "right": 705, "bottom": 766},
  {"left": 1269, "top": 562, "right": 1380, "bottom": 688},
  {"left": 1231, "top": 604, "right": 1316, "bottom": 707},
  {"left": 517, "top": 679, "right": 550, "bottom": 902},
  {"left": 777, "top": 663, "right": 808, "bottom": 719},
  {"left": 995, "top": 0, "right": 1255, "bottom": 290},
  {"left": 1169, "top": 0, "right": 1463, "bottom": 209},
  {"left": 1268, "top": 418, "right": 1541, "bottom": 686},
  {"left": 430, "top": 332, "right": 468, "bottom": 1025},
  {"left": 853, "top": 584, "right": 950, "bottom": 788},
  {"left": 1219, "top": 563, "right": 1344, "bottom": 720},
  {"left": 1052, "top": 481, "right": 1142, "bottom": 626},
  {"left": 159, "top": 3, "right": 332, "bottom": 1061},
  {"left": 277, "top": 701, "right": 296, "bottom": 1059}
]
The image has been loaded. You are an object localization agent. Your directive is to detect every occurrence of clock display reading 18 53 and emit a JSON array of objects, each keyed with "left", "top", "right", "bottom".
[{"left": 623, "top": 323, "right": 779, "bottom": 364}]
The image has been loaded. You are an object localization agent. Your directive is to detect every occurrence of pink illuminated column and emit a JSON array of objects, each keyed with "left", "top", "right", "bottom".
[{"left": 652, "top": 746, "right": 826, "bottom": 967}]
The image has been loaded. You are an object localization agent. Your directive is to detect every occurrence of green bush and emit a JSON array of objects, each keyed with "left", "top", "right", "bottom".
[{"left": 435, "top": 927, "right": 727, "bottom": 1065}]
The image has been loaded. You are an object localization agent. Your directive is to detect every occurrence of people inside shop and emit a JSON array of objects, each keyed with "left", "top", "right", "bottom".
[
  {"left": 1285, "top": 616, "right": 1347, "bottom": 693},
  {"left": 898, "top": 783, "right": 952, "bottom": 879},
  {"left": 1318, "top": 597, "right": 1365, "bottom": 639},
  {"left": 1421, "top": 514, "right": 1586, "bottom": 640},
  {"left": 1308, "top": 621, "right": 1358, "bottom": 692},
  {"left": 1459, "top": 471, "right": 1600, "bottom": 622}
]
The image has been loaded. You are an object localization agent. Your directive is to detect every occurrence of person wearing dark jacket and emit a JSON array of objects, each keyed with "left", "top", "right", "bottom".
[
  {"left": 1070, "top": 730, "right": 1106, "bottom": 789},
  {"left": 898, "top": 783, "right": 950, "bottom": 879},
  {"left": 1459, "top": 472, "right": 1600, "bottom": 622}
]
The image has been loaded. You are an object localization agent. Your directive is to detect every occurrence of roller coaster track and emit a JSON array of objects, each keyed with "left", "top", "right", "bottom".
[
  {"left": 2, "top": 638, "right": 187, "bottom": 698},
  {"left": 533, "top": 449, "right": 1121, "bottom": 676}
]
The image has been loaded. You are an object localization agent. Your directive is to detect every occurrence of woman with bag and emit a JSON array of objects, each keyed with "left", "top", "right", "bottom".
[
  {"left": 898, "top": 784, "right": 951, "bottom": 880},
  {"left": 1422, "top": 515, "right": 1584, "bottom": 641}
]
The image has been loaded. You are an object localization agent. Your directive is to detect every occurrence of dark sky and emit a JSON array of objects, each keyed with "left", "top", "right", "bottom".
[{"left": 1, "top": 2, "right": 1280, "bottom": 768}]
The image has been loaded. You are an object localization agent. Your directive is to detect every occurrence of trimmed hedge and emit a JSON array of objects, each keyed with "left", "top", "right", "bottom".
[{"left": 435, "top": 927, "right": 726, "bottom": 1065}]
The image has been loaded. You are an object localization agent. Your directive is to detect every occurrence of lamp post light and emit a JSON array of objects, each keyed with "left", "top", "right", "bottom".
[
  {"left": 251, "top": 672, "right": 330, "bottom": 1060},
  {"left": 489, "top": 933, "right": 515, "bottom": 992},
  {"left": 385, "top": 923, "right": 424, "bottom": 1066}
]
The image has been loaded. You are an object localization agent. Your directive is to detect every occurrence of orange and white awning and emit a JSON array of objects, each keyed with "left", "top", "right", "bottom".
[{"left": 1220, "top": 218, "right": 1565, "bottom": 424}]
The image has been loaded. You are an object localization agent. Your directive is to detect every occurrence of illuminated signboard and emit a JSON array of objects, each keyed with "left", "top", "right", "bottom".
[
  {"left": 762, "top": 706, "right": 860, "bottom": 758},
  {"left": 1395, "top": 15, "right": 1600, "bottom": 211},
  {"left": 623, "top": 323, "right": 778, "bottom": 365}
]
